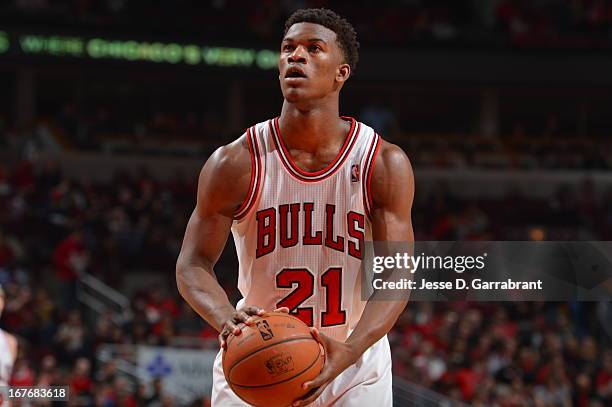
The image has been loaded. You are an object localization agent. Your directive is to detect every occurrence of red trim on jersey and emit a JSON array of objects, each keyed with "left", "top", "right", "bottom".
[
  {"left": 363, "top": 133, "right": 381, "bottom": 220},
  {"left": 270, "top": 117, "right": 360, "bottom": 182},
  {"left": 234, "top": 126, "right": 261, "bottom": 220}
]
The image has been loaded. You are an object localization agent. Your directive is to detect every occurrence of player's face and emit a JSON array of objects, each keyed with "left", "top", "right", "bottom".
[{"left": 279, "top": 23, "right": 350, "bottom": 104}]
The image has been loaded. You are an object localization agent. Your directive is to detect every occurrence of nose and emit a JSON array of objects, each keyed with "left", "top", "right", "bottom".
[{"left": 288, "top": 45, "right": 307, "bottom": 64}]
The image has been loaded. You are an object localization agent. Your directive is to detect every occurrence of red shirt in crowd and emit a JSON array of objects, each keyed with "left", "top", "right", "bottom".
[{"left": 52, "top": 233, "right": 85, "bottom": 280}]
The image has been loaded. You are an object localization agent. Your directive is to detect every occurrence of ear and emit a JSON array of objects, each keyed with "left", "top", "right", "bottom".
[{"left": 336, "top": 63, "right": 351, "bottom": 84}]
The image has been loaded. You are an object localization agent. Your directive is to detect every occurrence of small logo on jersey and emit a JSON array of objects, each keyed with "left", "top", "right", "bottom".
[
  {"left": 257, "top": 320, "right": 274, "bottom": 341},
  {"left": 264, "top": 353, "right": 294, "bottom": 376},
  {"left": 351, "top": 164, "right": 360, "bottom": 182}
]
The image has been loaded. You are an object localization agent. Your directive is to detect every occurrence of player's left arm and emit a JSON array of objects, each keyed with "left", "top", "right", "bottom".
[{"left": 294, "top": 141, "right": 414, "bottom": 406}]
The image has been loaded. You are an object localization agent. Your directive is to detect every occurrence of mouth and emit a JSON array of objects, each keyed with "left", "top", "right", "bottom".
[{"left": 284, "top": 66, "right": 307, "bottom": 79}]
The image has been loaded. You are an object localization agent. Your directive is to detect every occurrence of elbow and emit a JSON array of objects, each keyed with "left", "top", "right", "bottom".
[{"left": 175, "top": 256, "right": 190, "bottom": 299}]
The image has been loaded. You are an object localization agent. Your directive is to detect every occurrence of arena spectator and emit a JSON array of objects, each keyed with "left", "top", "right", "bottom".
[
  {"left": 54, "top": 310, "right": 87, "bottom": 365},
  {"left": 52, "top": 229, "right": 89, "bottom": 309}
]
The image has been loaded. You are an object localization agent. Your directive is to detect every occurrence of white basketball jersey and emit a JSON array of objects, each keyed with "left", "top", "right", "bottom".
[
  {"left": 0, "top": 329, "right": 14, "bottom": 387},
  {"left": 231, "top": 117, "right": 381, "bottom": 342}
]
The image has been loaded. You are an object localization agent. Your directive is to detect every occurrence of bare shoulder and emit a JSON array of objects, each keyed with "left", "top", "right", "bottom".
[
  {"left": 202, "top": 134, "right": 251, "bottom": 182},
  {"left": 196, "top": 133, "right": 253, "bottom": 217},
  {"left": 371, "top": 139, "right": 414, "bottom": 202},
  {"left": 3, "top": 331, "right": 18, "bottom": 361}
]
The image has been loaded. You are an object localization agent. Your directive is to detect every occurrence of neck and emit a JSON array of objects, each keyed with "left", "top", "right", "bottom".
[{"left": 278, "top": 97, "right": 345, "bottom": 153}]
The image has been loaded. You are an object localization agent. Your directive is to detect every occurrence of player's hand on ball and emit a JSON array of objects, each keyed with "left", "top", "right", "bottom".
[
  {"left": 219, "top": 306, "right": 290, "bottom": 349},
  {"left": 292, "top": 328, "right": 360, "bottom": 406},
  {"left": 218, "top": 305, "right": 265, "bottom": 349}
]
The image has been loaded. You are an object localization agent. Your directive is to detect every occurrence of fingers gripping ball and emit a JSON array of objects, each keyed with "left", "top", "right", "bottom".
[{"left": 222, "top": 312, "right": 324, "bottom": 407}]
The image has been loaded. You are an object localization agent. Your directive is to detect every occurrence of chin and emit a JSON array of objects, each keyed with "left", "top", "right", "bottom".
[{"left": 283, "top": 88, "right": 309, "bottom": 104}]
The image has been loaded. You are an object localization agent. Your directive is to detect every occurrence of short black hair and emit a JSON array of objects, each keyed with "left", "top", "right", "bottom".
[{"left": 284, "top": 8, "right": 360, "bottom": 74}]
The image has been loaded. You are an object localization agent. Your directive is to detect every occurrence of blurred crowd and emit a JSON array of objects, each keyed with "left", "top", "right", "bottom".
[
  {"left": 0, "top": 157, "right": 192, "bottom": 289},
  {"left": 2, "top": 280, "right": 215, "bottom": 406},
  {"left": 0, "top": 155, "right": 611, "bottom": 405},
  {"left": 401, "top": 123, "right": 612, "bottom": 170},
  {"left": 4, "top": 104, "right": 612, "bottom": 170},
  {"left": 4, "top": 0, "right": 612, "bottom": 48},
  {"left": 392, "top": 302, "right": 612, "bottom": 406},
  {"left": 49, "top": 102, "right": 231, "bottom": 156}
]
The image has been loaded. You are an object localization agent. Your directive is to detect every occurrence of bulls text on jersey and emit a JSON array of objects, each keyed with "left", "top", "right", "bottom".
[{"left": 255, "top": 203, "right": 365, "bottom": 259}]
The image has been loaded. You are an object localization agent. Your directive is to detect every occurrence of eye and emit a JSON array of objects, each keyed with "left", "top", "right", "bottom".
[
  {"left": 309, "top": 45, "right": 322, "bottom": 53},
  {"left": 282, "top": 44, "right": 294, "bottom": 52}
]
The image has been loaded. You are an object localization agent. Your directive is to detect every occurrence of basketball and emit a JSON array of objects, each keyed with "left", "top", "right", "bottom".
[{"left": 222, "top": 312, "right": 325, "bottom": 407}]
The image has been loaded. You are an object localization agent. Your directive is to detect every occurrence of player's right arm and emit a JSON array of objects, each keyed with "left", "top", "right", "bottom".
[{"left": 176, "top": 135, "right": 263, "bottom": 347}]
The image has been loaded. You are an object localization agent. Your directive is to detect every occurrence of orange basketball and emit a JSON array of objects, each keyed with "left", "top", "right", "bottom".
[{"left": 222, "top": 312, "right": 324, "bottom": 407}]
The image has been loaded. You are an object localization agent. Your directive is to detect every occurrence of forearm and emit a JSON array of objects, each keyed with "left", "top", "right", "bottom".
[
  {"left": 347, "top": 238, "right": 412, "bottom": 355},
  {"left": 176, "top": 261, "right": 235, "bottom": 332},
  {"left": 346, "top": 297, "right": 408, "bottom": 356}
]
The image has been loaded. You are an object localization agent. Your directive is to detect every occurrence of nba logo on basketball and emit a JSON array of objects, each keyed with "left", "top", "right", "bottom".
[
  {"left": 257, "top": 320, "right": 274, "bottom": 341},
  {"left": 351, "top": 164, "right": 360, "bottom": 182}
]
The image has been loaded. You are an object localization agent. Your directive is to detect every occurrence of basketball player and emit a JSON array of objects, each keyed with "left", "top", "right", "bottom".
[
  {"left": 0, "top": 285, "right": 18, "bottom": 401},
  {"left": 176, "top": 8, "right": 414, "bottom": 406}
]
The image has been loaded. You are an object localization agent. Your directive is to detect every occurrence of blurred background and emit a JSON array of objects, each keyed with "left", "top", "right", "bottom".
[{"left": 1, "top": 0, "right": 611, "bottom": 406}]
